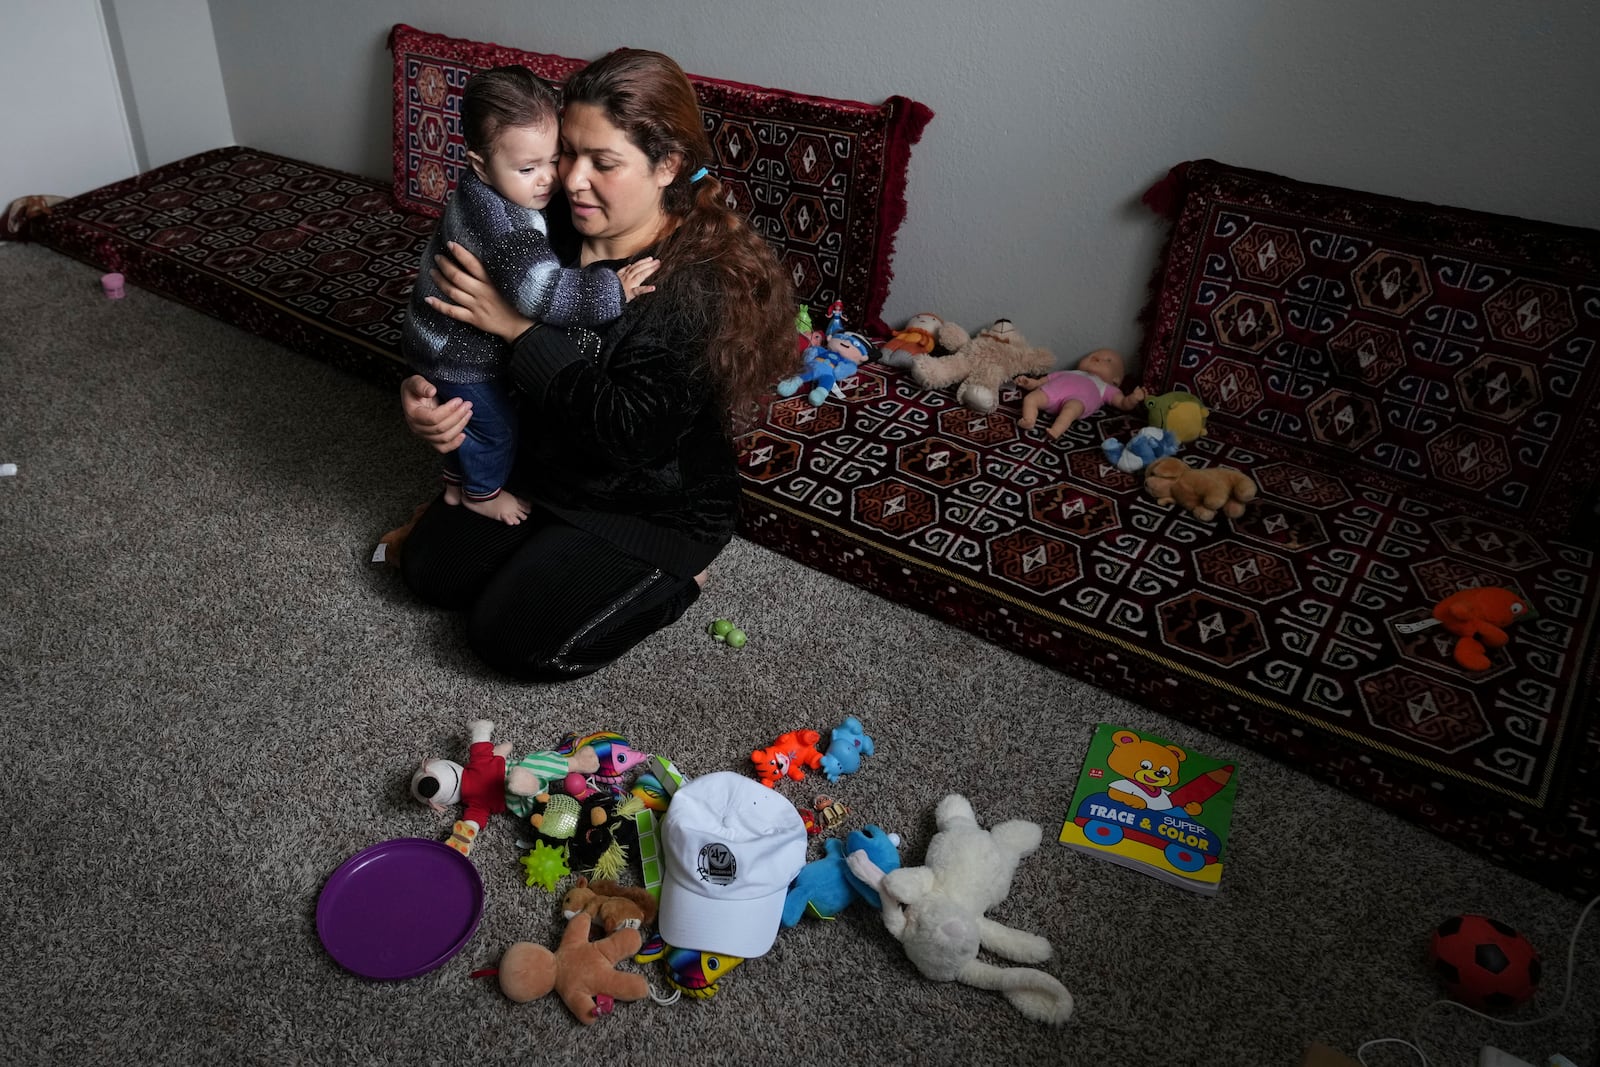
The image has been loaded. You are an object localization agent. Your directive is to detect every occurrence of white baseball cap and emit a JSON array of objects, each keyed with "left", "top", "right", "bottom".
[{"left": 658, "top": 771, "right": 807, "bottom": 958}]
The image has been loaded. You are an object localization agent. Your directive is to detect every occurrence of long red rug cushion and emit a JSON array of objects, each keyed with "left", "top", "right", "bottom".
[
  {"left": 1139, "top": 159, "right": 1600, "bottom": 534},
  {"left": 736, "top": 161, "right": 1600, "bottom": 899},
  {"left": 30, "top": 147, "right": 426, "bottom": 384},
  {"left": 388, "top": 23, "right": 933, "bottom": 336}
]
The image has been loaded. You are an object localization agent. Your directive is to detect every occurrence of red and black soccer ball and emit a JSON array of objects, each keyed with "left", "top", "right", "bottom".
[{"left": 1426, "top": 913, "right": 1542, "bottom": 1012}]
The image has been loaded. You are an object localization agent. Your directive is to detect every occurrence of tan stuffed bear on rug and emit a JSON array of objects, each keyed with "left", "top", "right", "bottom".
[{"left": 908, "top": 319, "right": 1055, "bottom": 414}]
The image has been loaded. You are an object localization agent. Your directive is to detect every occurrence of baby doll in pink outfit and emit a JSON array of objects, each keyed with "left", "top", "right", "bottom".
[{"left": 1014, "top": 348, "right": 1147, "bottom": 439}]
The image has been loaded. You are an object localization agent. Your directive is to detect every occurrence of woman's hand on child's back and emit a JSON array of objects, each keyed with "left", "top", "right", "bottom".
[
  {"left": 617, "top": 257, "right": 660, "bottom": 302},
  {"left": 401, "top": 375, "right": 470, "bottom": 454},
  {"left": 425, "top": 241, "right": 534, "bottom": 342}
]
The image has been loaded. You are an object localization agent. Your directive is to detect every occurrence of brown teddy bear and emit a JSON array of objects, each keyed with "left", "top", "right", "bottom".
[
  {"left": 492, "top": 912, "right": 650, "bottom": 1025},
  {"left": 908, "top": 319, "right": 1055, "bottom": 414},
  {"left": 561, "top": 876, "right": 658, "bottom": 933},
  {"left": 1142, "top": 456, "right": 1257, "bottom": 522}
]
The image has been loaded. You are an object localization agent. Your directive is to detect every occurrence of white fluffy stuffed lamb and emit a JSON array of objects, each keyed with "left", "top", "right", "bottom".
[{"left": 846, "top": 793, "right": 1074, "bottom": 1024}]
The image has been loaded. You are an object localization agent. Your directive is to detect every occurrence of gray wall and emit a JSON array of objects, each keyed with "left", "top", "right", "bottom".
[
  {"left": 104, "top": 0, "right": 233, "bottom": 171},
  {"left": 206, "top": 0, "right": 1600, "bottom": 366}
]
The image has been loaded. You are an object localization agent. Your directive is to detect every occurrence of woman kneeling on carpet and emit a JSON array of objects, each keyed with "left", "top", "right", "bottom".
[{"left": 397, "top": 47, "right": 796, "bottom": 681}]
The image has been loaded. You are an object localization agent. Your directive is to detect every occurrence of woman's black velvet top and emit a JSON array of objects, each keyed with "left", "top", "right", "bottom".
[{"left": 505, "top": 256, "right": 738, "bottom": 579}]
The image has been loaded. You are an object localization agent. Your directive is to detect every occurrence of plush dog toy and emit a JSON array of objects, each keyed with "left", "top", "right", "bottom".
[
  {"left": 846, "top": 794, "right": 1074, "bottom": 1024},
  {"left": 487, "top": 913, "right": 649, "bottom": 1025},
  {"left": 562, "top": 876, "right": 658, "bottom": 933},
  {"left": 908, "top": 319, "right": 1055, "bottom": 414},
  {"left": 819, "top": 716, "right": 875, "bottom": 782},
  {"left": 1143, "top": 456, "right": 1258, "bottom": 522}
]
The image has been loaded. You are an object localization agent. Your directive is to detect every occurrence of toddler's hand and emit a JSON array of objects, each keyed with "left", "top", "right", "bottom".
[{"left": 618, "top": 257, "right": 660, "bottom": 302}]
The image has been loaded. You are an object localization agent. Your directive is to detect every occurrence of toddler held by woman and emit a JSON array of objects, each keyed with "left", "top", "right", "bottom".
[{"left": 402, "top": 66, "right": 658, "bottom": 524}]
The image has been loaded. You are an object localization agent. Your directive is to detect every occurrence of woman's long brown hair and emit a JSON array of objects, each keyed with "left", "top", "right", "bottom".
[{"left": 561, "top": 49, "right": 796, "bottom": 425}]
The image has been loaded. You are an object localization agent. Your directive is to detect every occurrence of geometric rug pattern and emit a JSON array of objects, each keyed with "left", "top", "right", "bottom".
[
  {"left": 736, "top": 364, "right": 1600, "bottom": 899},
  {"left": 32, "top": 147, "right": 428, "bottom": 383},
  {"left": 388, "top": 24, "right": 933, "bottom": 337},
  {"left": 737, "top": 161, "right": 1600, "bottom": 899}
]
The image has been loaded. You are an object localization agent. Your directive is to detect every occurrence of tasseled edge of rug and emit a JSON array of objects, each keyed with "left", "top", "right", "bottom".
[
  {"left": 864, "top": 97, "right": 936, "bottom": 339},
  {"left": 1131, "top": 161, "right": 1196, "bottom": 381},
  {"left": 1139, "top": 162, "right": 1192, "bottom": 221}
]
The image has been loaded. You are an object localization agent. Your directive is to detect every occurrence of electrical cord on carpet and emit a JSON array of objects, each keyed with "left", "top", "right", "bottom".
[{"left": 1356, "top": 892, "right": 1598, "bottom": 1066}]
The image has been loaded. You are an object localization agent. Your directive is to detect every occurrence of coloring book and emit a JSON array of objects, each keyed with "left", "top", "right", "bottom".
[{"left": 1058, "top": 722, "right": 1239, "bottom": 894}]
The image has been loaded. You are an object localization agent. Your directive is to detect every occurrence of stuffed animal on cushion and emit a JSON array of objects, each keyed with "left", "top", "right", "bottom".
[
  {"left": 1144, "top": 388, "right": 1211, "bottom": 444},
  {"left": 1102, "top": 426, "right": 1180, "bottom": 473},
  {"left": 846, "top": 794, "right": 1074, "bottom": 1025},
  {"left": 777, "top": 330, "right": 876, "bottom": 406},
  {"left": 908, "top": 319, "right": 1055, "bottom": 414},
  {"left": 491, "top": 913, "right": 649, "bottom": 1025},
  {"left": 1142, "top": 456, "right": 1258, "bottom": 522},
  {"left": 877, "top": 311, "right": 945, "bottom": 370}
]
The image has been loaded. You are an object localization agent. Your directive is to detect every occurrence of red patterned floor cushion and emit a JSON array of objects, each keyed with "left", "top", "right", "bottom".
[
  {"left": 1139, "top": 159, "right": 1600, "bottom": 534},
  {"left": 32, "top": 147, "right": 425, "bottom": 384},
  {"left": 388, "top": 23, "right": 933, "bottom": 336},
  {"left": 735, "top": 162, "right": 1600, "bottom": 900}
]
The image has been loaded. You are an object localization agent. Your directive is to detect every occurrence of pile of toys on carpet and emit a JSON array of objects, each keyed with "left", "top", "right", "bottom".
[{"left": 315, "top": 710, "right": 1076, "bottom": 1026}]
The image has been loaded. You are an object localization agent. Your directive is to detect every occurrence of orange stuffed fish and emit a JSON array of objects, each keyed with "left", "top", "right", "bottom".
[{"left": 1431, "top": 587, "right": 1531, "bottom": 671}]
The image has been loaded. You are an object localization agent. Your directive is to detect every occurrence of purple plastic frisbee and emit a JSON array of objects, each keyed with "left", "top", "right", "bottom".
[{"left": 316, "top": 837, "right": 484, "bottom": 980}]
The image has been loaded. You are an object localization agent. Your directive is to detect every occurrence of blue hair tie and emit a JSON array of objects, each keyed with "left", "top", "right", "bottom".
[{"left": 690, "top": 166, "right": 709, "bottom": 184}]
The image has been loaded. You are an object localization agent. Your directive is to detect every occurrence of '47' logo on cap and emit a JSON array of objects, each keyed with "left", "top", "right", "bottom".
[{"left": 697, "top": 843, "right": 736, "bottom": 884}]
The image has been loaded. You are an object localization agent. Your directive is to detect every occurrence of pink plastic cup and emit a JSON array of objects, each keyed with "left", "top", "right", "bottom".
[{"left": 101, "top": 272, "right": 125, "bottom": 299}]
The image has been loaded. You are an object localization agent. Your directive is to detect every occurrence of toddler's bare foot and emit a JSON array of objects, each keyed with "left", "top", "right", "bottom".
[
  {"left": 1017, "top": 414, "right": 1037, "bottom": 431},
  {"left": 465, "top": 492, "right": 530, "bottom": 525},
  {"left": 694, "top": 569, "right": 709, "bottom": 589},
  {"left": 443, "top": 483, "right": 462, "bottom": 506}
]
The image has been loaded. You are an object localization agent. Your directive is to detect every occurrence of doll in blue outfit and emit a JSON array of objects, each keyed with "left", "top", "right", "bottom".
[
  {"left": 402, "top": 66, "right": 659, "bottom": 524},
  {"left": 777, "top": 301, "right": 876, "bottom": 406}
]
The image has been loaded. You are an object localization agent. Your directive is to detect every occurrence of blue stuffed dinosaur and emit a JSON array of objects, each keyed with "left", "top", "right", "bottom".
[
  {"left": 781, "top": 824, "right": 901, "bottom": 926},
  {"left": 820, "top": 716, "right": 875, "bottom": 783}
]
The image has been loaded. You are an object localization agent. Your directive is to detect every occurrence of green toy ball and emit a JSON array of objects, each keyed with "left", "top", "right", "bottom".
[
  {"left": 706, "top": 619, "right": 747, "bottom": 648},
  {"left": 519, "top": 841, "right": 569, "bottom": 891}
]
